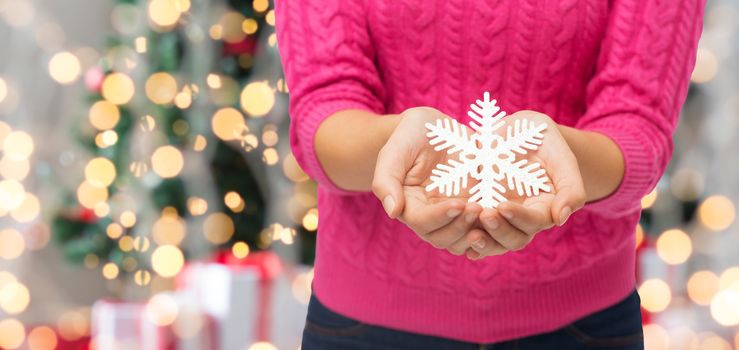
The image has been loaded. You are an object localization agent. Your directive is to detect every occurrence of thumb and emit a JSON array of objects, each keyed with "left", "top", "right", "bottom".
[{"left": 372, "top": 141, "right": 411, "bottom": 219}]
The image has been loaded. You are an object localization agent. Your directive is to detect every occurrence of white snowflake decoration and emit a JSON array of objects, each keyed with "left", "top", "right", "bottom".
[{"left": 425, "top": 92, "right": 551, "bottom": 208}]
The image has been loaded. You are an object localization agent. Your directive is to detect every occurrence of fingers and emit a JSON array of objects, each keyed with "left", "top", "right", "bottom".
[
  {"left": 429, "top": 203, "right": 482, "bottom": 254},
  {"left": 372, "top": 141, "right": 411, "bottom": 219},
  {"left": 543, "top": 144, "right": 586, "bottom": 226},
  {"left": 401, "top": 196, "right": 466, "bottom": 235},
  {"left": 479, "top": 208, "right": 531, "bottom": 251},
  {"left": 551, "top": 180, "right": 586, "bottom": 226},
  {"left": 497, "top": 200, "right": 553, "bottom": 235},
  {"left": 464, "top": 228, "right": 507, "bottom": 259}
]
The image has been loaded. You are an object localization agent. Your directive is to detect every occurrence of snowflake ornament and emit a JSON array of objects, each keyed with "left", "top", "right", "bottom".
[{"left": 425, "top": 92, "right": 551, "bottom": 208}]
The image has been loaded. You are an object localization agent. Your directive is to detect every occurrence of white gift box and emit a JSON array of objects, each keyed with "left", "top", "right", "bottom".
[{"left": 176, "top": 252, "right": 309, "bottom": 350}]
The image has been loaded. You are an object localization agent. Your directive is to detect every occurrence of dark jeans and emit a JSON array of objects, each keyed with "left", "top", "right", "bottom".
[{"left": 302, "top": 291, "right": 644, "bottom": 350}]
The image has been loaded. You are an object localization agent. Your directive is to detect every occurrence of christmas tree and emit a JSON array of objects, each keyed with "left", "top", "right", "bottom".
[{"left": 50, "top": 0, "right": 317, "bottom": 289}]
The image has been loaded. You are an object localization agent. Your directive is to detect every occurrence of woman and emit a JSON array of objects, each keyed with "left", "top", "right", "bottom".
[{"left": 275, "top": 0, "right": 704, "bottom": 349}]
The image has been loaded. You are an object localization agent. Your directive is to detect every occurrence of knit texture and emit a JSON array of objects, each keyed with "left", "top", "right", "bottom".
[{"left": 276, "top": 0, "right": 704, "bottom": 343}]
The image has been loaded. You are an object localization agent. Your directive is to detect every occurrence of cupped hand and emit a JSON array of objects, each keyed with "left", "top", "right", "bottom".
[
  {"left": 372, "top": 107, "right": 482, "bottom": 255},
  {"left": 464, "top": 110, "right": 586, "bottom": 260}
]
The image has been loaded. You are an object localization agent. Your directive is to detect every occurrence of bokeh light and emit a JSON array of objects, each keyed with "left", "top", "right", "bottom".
[
  {"left": 0, "top": 281, "right": 30, "bottom": 314},
  {"left": 248, "top": 342, "right": 277, "bottom": 350},
  {"left": 88, "top": 100, "right": 120, "bottom": 130},
  {"left": 0, "top": 319, "right": 25, "bottom": 349},
  {"left": 643, "top": 324, "right": 669, "bottom": 350},
  {"left": 3, "top": 131, "right": 34, "bottom": 160},
  {"left": 151, "top": 245, "right": 184, "bottom": 277},
  {"left": 27, "top": 326, "right": 58, "bottom": 350},
  {"left": 219, "top": 11, "right": 247, "bottom": 44},
  {"left": 711, "top": 289, "right": 739, "bottom": 326},
  {"left": 0, "top": 229, "right": 25, "bottom": 260},
  {"left": 641, "top": 189, "right": 658, "bottom": 209},
  {"left": 0, "top": 78, "right": 7, "bottom": 103},
  {"left": 102, "top": 263, "right": 119, "bottom": 280},
  {"left": 145, "top": 72, "right": 178, "bottom": 104},
  {"left": 0, "top": 180, "right": 25, "bottom": 211},
  {"left": 152, "top": 214, "right": 186, "bottom": 245},
  {"left": 85, "top": 157, "right": 117, "bottom": 187},
  {"left": 148, "top": 0, "right": 181, "bottom": 29},
  {"left": 692, "top": 48, "right": 719, "bottom": 83},
  {"left": 698, "top": 195, "right": 735, "bottom": 231},
  {"left": 48, "top": 52, "right": 81, "bottom": 84},
  {"left": 203, "top": 212, "right": 235, "bottom": 244},
  {"left": 0, "top": 157, "right": 30, "bottom": 181},
  {"left": 57, "top": 309, "right": 89, "bottom": 341},
  {"left": 240, "top": 81, "right": 274, "bottom": 116},
  {"left": 101, "top": 73, "right": 135, "bottom": 105},
  {"left": 212, "top": 107, "right": 246, "bottom": 141},
  {"left": 302, "top": 208, "right": 318, "bottom": 231},
  {"left": 10, "top": 192, "right": 40, "bottom": 222},
  {"left": 146, "top": 293, "right": 179, "bottom": 326},
  {"left": 232, "top": 241, "right": 250, "bottom": 259},
  {"left": 719, "top": 267, "right": 739, "bottom": 291},
  {"left": 656, "top": 229, "right": 692, "bottom": 265},
  {"left": 688, "top": 270, "right": 720, "bottom": 305},
  {"left": 639, "top": 278, "right": 672, "bottom": 313},
  {"left": 76, "top": 180, "right": 108, "bottom": 209},
  {"left": 151, "top": 145, "right": 184, "bottom": 178}
]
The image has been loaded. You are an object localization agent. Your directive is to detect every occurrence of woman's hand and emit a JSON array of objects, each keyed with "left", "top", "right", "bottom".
[
  {"left": 372, "top": 107, "right": 482, "bottom": 256},
  {"left": 464, "top": 110, "right": 587, "bottom": 260}
]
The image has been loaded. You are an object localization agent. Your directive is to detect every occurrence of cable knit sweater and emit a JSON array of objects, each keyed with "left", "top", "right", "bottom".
[{"left": 275, "top": 0, "right": 704, "bottom": 343}]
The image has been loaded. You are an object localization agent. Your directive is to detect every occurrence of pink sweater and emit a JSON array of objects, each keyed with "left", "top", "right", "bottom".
[{"left": 275, "top": 0, "right": 704, "bottom": 343}]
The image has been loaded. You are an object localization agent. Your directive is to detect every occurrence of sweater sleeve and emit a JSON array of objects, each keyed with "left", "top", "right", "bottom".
[
  {"left": 275, "top": 0, "right": 385, "bottom": 193},
  {"left": 576, "top": 0, "right": 705, "bottom": 217}
]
